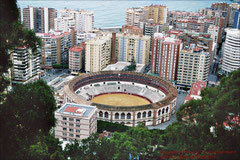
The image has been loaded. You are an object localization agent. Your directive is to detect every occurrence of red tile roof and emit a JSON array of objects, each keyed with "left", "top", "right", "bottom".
[{"left": 64, "top": 106, "right": 84, "bottom": 114}]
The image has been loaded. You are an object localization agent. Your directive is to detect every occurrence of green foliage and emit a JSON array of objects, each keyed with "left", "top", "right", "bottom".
[
  {"left": 97, "top": 120, "right": 129, "bottom": 133},
  {"left": 0, "top": 80, "right": 57, "bottom": 159},
  {"left": 163, "top": 69, "right": 240, "bottom": 159},
  {"left": 52, "top": 64, "right": 63, "bottom": 69},
  {"left": 65, "top": 124, "right": 166, "bottom": 160}
]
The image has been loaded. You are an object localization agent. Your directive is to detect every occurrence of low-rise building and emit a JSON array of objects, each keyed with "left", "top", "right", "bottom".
[
  {"left": 55, "top": 103, "right": 97, "bottom": 143},
  {"left": 184, "top": 81, "right": 207, "bottom": 103}
]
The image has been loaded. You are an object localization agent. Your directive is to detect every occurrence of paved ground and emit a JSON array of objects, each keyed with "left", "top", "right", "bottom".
[
  {"left": 41, "top": 69, "right": 69, "bottom": 83},
  {"left": 148, "top": 91, "right": 188, "bottom": 130}
]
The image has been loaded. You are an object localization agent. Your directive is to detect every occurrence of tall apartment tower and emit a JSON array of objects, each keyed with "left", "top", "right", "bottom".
[
  {"left": 75, "top": 10, "right": 94, "bottom": 33},
  {"left": 222, "top": 28, "right": 240, "bottom": 74},
  {"left": 55, "top": 9, "right": 94, "bottom": 33},
  {"left": 22, "top": 6, "right": 57, "bottom": 33},
  {"left": 69, "top": 46, "right": 85, "bottom": 73},
  {"left": 115, "top": 33, "right": 150, "bottom": 65},
  {"left": 125, "top": 7, "right": 146, "bottom": 27},
  {"left": 144, "top": 5, "right": 168, "bottom": 24},
  {"left": 11, "top": 47, "right": 41, "bottom": 84},
  {"left": 37, "top": 30, "right": 73, "bottom": 68},
  {"left": 233, "top": 9, "right": 240, "bottom": 29},
  {"left": 151, "top": 33, "right": 182, "bottom": 81},
  {"left": 85, "top": 35, "right": 112, "bottom": 72},
  {"left": 177, "top": 48, "right": 210, "bottom": 88}
]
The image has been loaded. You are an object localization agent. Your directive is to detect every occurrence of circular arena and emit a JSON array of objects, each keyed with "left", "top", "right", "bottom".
[{"left": 64, "top": 71, "right": 177, "bottom": 126}]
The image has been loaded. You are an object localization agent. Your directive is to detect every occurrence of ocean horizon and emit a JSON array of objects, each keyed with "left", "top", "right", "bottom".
[{"left": 17, "top": 0, "right": 231, "bottom": 28}]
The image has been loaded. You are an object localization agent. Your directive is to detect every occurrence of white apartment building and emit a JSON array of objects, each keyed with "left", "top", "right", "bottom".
[
  {"left": 85, "top": 34, "right": 112, "bottom": 72},
  {"left": 76, "top": 32, "right": 97, "bottom": 45},
  {"left": 115, "top": 33, "right": 150, "bottom": 65},
  {"left": 55, "top": 9, "right": 94, "bottom": 33},
  {"left": 222, "top": 28, "right": 240, "bottom": 74},
  {"left": 54, "top": 16, "right": 75, "bottom": 32},
  {"left": 55, "top": 103, "right": 97, "bottom": 142},
  {"left": 207, "top": 24, "right": 220, "bottom": 44},
  {"left": 177, "top": 48, "right": 210, "bottom": 88},
  {"left": 76, "top": 10, "right": 94, "bottom": 33},
  {"left": 37, "top": 30, "right": 73, "bottom": 68},
  {"left": 11, "top": 47, "right": 41, "bottom": 84},
  {"left": 125, "top": 7, "right": 146, "bottom": 27}
]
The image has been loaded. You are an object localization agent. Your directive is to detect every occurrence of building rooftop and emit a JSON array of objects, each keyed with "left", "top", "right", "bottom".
[
  {"left": 58, "top": 103, "right": 96, "bottom": 117},
  {"left": 185, "top": 81, "right": 207, "bottom": 102},
  {"left": 103, "top": 61, "right": 145, "bottom": 73},
  {"left": 69, "top": 46, "right": 84, "bottom": 52}
]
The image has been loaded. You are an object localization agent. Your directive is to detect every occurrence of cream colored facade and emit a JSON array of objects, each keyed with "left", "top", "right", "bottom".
[
  {"left": 55, "top": 103, "right": 97, "bottom": 142},
  {"left": 85, "top": 34, "right": 112, "bottom": 72},
  {"left": 177, "top": 48, "right": 210, "bottom": 88},
  {"left": 115, "top": 33, "right": 150, "bottom": 65},
  {"left": 144, "top": 5, "right": 167, "bottom": 24},
  {"left": 125, "top": 7, "right": 146, "bottom": 27}
]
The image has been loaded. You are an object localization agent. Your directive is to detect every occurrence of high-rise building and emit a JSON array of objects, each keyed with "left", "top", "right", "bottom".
[
  {"left": 37, "top": 30, "right": 74, "bottom": 68},
  {"left": 115, "top": 33, "right": 150, "bottom": 65},
  {"left": 125, "top": 7, "right": 146, "bottom": 27},
  {"left": 151, "top": 33, "right": 182, "bottom": 81},
  {"left": 177, "top": 48, "right": 210, "bottom": 88},
  {"left": 140, "top": 23, "right": 169, "bottom": 51},
  {"left": 85, "top": 34, "right": 112, "bottom": 72},
  {"left": 69, "top": 46, "right": 85, "bottom": 74},
  {"left": 54, "top": 16, "right": 75, "bottom": 32},
  {"left": 227, "top": 3, "right": 240, "bottom": 27},
  {"left": 144, "top": 5, "right": 168, "bottom": 24},
  {"left": 11, "top": 47, "right": 41, "bottom": 84},
  {"left": 55, "top": 103, "right": 97, "bottom": 143},
  {"left": 22, "top": 6, "right": 57, "bottom": 33},
  {"left": 222, "top": 28, "right": 240, "bottom": 74},
  {"left": 233, "top": 9, "right": 240, "bottom": 29},
  {"left": 56, "top": 9, "right": 94, "bottom": 33}
]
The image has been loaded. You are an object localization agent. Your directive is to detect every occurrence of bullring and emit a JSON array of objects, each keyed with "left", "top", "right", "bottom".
[{"left": 64, "top": 71, "right": 177, "bottom": 126}]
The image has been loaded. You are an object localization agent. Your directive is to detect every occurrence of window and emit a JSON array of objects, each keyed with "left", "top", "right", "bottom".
[
  {"left": 63, "top": 132, "right": 67, "bottom": 136},
  {"left": 69, "top": 118, "right": 74, "bottom": 121},
  {"left": 76, "top": 130, "right": 80, "bottom": 133},
  {"left": 69, "top": 134, "right": 74, "bottom": 137},
  {"left": 69, "top": 123, "right": 74, "bottom": 127},
  {"left": 162, "top": 108, "right": 165, "bottom": 114},
  {"left": 99, "top": 111, "right": 103, "bottom": 117},
  {"left": 158, "top": 110, "right": 161, "bottom": 116},
  {"left": 115, "top": 113, "right": 119, "bottom": 119},
  {"left": 104, "top": 112, "right": 109, "bottom": 118},
  {"left": 63, "top": 128, "right": 67, "bottom": 131},
  {"left": 69, "top": 128, "right": 74, "bottom": 132},
  {"left": 62, "top": 117, "right": 67, "bottom": 120},
  {"left": 121, "top": 113, "right": 125, "bottom": 119},
  {"left": 137, "top": 112, "right": 141, "bottom": 119},
  {"left": 142, "top": 112, "right": 146, "bottom": 118},
  {"left": 127, "top": 113, "right": 131, "bottom": 119},
  {"left": 166, "top": 107, "right": 169, "bottom": 113},
  {"left": 76, "top": 124, "right": 80, "bottom": 127},
  {"left": 148, "top": 111, "right": 152, "bottom": 117},
  {"left": 76, "top": 135, "right": 80, "bottom": 138}
]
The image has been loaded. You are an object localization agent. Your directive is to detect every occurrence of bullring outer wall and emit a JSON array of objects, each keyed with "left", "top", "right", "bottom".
[{"left": 64, "top": 71, "right": 177, "bottom": 126}]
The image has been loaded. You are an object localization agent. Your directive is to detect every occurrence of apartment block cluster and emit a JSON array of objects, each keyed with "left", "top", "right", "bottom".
[{"left": 10, "top": 2, "right": 240, "bottom": 143}]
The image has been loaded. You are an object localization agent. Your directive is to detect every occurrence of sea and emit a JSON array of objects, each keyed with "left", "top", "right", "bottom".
[{"left": 17, "top": 0, "right": 232, "bottom": 28}]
